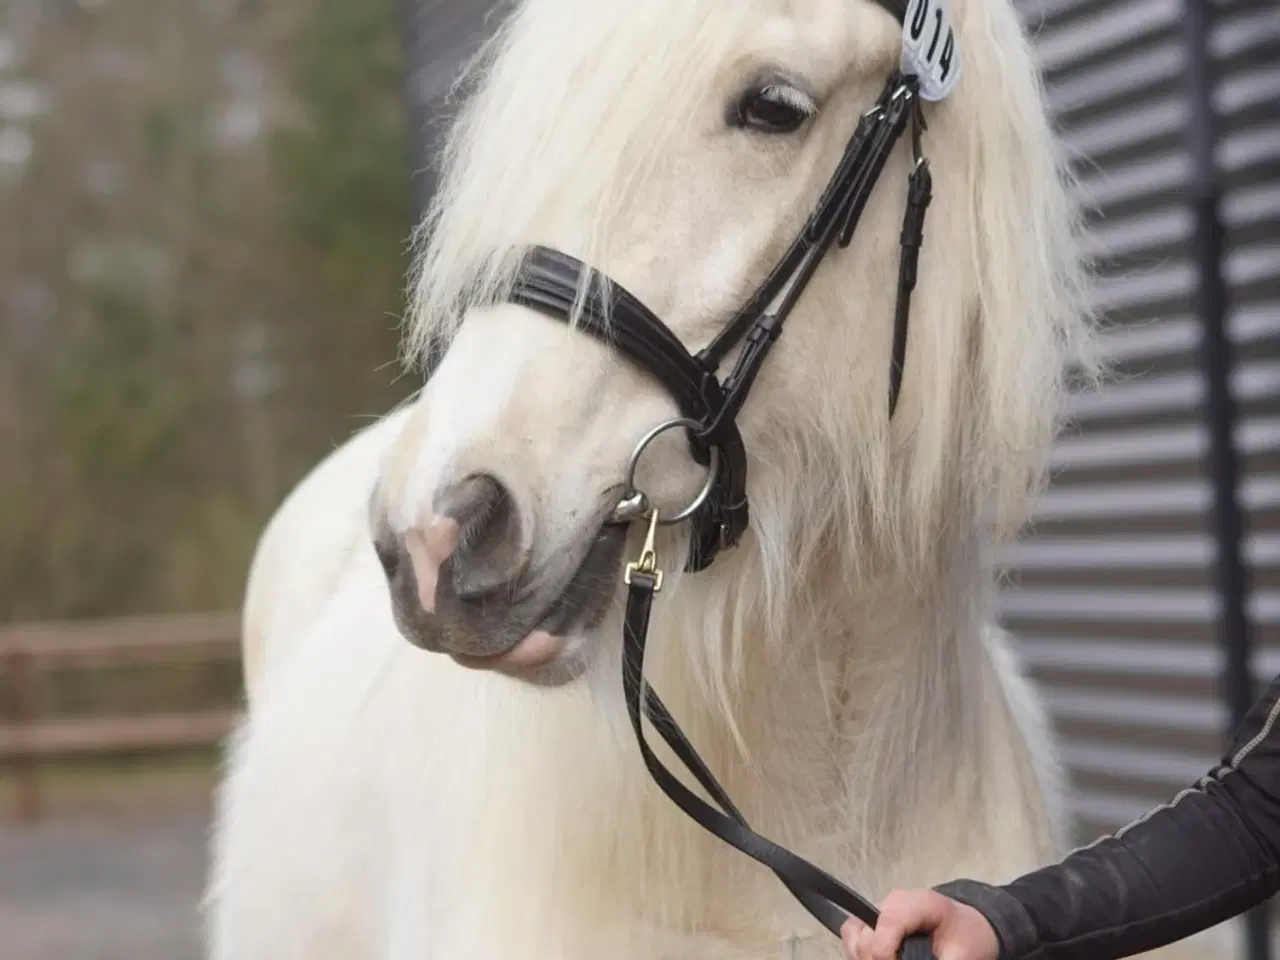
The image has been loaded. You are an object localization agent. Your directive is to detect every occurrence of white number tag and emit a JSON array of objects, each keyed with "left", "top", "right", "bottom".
[{"left": 900, "top": 0, "right": 961, "bottom": 101}]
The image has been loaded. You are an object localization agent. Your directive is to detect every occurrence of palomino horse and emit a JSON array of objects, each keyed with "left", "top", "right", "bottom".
[{"left": 204, "top": 0, "right": 1113, "bottom": 956}]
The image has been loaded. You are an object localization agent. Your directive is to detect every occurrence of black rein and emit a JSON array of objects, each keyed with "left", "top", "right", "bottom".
[
  {"left": 503, "top": 71, "right": 937, "bottom": 959},
  {"left": 484, "top": 0, "right": 944, "bottom": 944}
]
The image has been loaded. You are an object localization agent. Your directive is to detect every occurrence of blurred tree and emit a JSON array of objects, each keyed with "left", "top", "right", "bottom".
[
  {"left": 269, "top": 0, "right": 415, "bottom": 458},
  {"left": 0, "top": 0, "right": 414, "bottom": 620}
]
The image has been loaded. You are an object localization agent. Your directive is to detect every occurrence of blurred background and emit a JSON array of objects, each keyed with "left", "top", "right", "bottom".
[{"left": 0, "top": 0, "right": 1276, "bottom": 957}]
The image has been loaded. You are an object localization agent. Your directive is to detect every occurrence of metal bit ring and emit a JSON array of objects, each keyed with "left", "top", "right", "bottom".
[{"left": 609, "top": 417, "right": 720, "bottom": 526}]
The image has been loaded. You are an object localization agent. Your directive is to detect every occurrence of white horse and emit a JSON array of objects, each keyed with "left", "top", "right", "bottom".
[{"left": 205, "top": 0, "right": 1105, "bottom": 956}]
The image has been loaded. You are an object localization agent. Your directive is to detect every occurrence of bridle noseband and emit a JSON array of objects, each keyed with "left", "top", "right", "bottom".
[{"left": 491, "top": 7, "right": 950, "bottom": 957}]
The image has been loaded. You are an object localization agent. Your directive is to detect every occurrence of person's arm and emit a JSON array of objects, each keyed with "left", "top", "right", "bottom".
[{"left": 846, "top": 671, "right": 1280, "bottom": 960}]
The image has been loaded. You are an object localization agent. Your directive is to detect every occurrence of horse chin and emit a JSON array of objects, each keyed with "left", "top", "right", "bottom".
[{"left": 448, "top": 629, "right": 593, "bottom": 686}]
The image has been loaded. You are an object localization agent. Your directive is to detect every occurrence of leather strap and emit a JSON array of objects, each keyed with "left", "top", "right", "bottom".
[
  {"left": 700, "top": 75, "right": 921, "bottom": 438},
  {"left": 509, "top": 247, "right": 751, "bottom": 572},
  {"left": 623, "top": 573, "right": 880, "bottom": 932},
  {"left": 890, "top": 157, "right": 932, "bottom": 416},
  {"left": 625, "top": 575, "right": 938, "bottom": 960},
  {"left": 509, "top": 251, "right": 721, "bottom": 426}
]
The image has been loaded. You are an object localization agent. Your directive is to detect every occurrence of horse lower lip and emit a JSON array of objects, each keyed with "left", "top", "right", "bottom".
[{"left": 451, "top": 629, "right": 564, "bottom": 670}]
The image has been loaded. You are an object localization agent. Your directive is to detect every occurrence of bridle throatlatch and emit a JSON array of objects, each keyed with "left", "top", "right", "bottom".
[{"left": 499, "top": 3, "right": 957, "bottom": 956}]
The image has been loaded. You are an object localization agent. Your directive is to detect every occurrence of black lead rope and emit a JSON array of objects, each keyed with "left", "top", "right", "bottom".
[
  {"left": 608, "top": 94, "right": 937, "bottom": 955},
  {"left": 622, "top": 568, "right": 878, "bottom": 931},
  {"left": 499, "top": 58, "right": 938, "bottom": 960},
  {"left": 623, "top": 555, "right": 936, "bottom": 960}
]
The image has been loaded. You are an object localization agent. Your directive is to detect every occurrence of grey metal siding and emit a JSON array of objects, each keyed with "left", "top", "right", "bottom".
[{"left": 1007, "top": 0, "right": 1280, "bottom": 849}]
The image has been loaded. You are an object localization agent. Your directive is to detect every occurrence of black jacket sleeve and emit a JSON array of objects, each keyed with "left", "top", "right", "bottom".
[{"left": 933, "top": 672, "right": 1280, "bottom": 960}]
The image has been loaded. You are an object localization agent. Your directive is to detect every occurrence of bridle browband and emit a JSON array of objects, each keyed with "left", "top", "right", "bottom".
[{"left": 493, "top": 9, "right": 939, "bottom": 958}]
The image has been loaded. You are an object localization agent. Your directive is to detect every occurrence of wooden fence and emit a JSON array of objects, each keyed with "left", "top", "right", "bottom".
[{"left": 0, "top": 611, "right": 242, "bottom": 822}]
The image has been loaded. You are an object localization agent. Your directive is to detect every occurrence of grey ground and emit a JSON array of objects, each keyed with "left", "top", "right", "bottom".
[
  {"left": 0, "top": 814, "right": 1244, "bottom": 960},
  {"left": 0, "top": 817, "right": 208, "bottom": 960}
]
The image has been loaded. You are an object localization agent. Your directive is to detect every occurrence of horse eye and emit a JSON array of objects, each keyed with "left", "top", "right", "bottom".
[{"left": 731, "top": 83, "right": 814, "bottom": 134}]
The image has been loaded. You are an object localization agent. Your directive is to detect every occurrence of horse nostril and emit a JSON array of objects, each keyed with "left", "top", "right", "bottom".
[
  {"left": 381, "top": 472, "right": 528, "bottom": 629},
  {"left": 434, "top": 473, "right": 508, "bottom": 529},
  {"left": 433, "top": 473, "right": 527, "bottom": 601},
  {"left": 373, "top": 536, "right": 401, "bottom": 580}
]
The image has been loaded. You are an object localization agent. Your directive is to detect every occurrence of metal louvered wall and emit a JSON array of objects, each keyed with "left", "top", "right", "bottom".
[
  {"left": 1001, "top": 0, "right": 1280, "bottom": 955},
  {"left": 1004, "top": 0, "right": 1280, "bottom": 834}
]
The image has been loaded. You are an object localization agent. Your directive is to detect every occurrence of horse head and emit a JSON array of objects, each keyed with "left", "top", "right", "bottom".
[{"left": 369, "top": 0, "right": 1095, "bottom": 688}]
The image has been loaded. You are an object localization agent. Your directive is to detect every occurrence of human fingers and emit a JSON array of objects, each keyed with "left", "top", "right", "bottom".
[
  {"left": 869, "top": 890, "right": 951, "bottom": 960},
  {"left": 840, "top": 916, "right": 868, "bottom": 959}
]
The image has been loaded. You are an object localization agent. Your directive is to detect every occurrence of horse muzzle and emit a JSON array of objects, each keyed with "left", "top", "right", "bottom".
[{"left": 374, "top": 472, "right": 628, "bottom": 672}]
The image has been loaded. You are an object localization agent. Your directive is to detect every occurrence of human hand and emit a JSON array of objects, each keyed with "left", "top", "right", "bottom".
[{"left": 840, "top": 889, "right": 1000, "bottom": 960}]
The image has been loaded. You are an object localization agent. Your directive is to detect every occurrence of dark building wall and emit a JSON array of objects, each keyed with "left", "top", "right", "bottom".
[{"left": 400, "top": 0, "right": 503, "bottom": 222}]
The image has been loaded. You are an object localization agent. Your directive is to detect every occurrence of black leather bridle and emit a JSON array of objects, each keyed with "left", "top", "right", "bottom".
[
  {"left": 509, "top": 65, "right": 929, "bottom": 576},
  {"left": 492, "top": 7, "right": 940, "bottom": 958}
]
